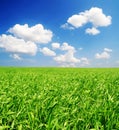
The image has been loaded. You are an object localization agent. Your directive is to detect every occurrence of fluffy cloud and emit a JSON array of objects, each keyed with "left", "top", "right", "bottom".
[
  {"left": 68, "top": 14, "right": 88, "bottom": 28},
  {"left": 51, "top": 42, "right": 60, "bottom": 49},
  {"left": 0, "top": 23, "right": 54, "bottom": 60},
  {"left": 81, "top": 57, "right": 90, "bottom": 65},
  {"left": 10, "top": 54, "right": 22, "bottom": 60},
  {"left": 52, "top": 42, "right": 90, "bottom": 67},
  {"left": 53, "top": 42, "right": 80, "bottom": 66},
  {"left": 40, "top": 47, "right": 56, "bottom": 56},
  {"left": 60, "top": 42, "right": 75, "bottom": 52},
  {"left": 95, "top": 52, "right": 110, "bottom": 59},
  {"left": 54, "top": 50, "right": 80, "bottom": 64},
  {"left": 95, "top": 48, "right": 112, "bottom": 59},
  {"left": 60, "top": 23, "right": 75, "bottom": 30},
  {"left": 87, "top": 7, "right": 111, "bottom": 27},
  {"left": 104, "top": 48, "right": 112, "bottom": 52},
  {"left": 63, "top": 7, "right": 112, "bottom": 35},
  {"left": 52, "top": 42, "right": 75, "bottom": 52},
  {"left": 0, "top": 34, "right": 37, "bottom": 55},
  {"left": 85, "top": 27, "right": 100, "bottom": 35},
  {"left": 8, "top": 24, "right": 53, "bottom": 44}
]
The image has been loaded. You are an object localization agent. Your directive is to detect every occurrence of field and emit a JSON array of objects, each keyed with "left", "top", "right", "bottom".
[{"left": 0, "top": 67, "right": 119, "bottom": 130}]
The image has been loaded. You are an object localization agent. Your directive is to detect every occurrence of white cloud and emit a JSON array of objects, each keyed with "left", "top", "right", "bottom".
[
  {"left": 54, "top": 50, "right": 80, "bottom": 64},
  {"left": 52, "top": 42, "right": 75, "bottom": 52},
  {"left": 60, "top": 23, "right": 75, "bottom": 30},
  {"left": 81, "top": 57, "right": 90, "bottom": 65},
  {"left": 95, "top": 48, "right": 112, "bottom": 59},
  {"left": 10, "top": 54, "right": 22, "bottom": 60},
  {"left": 60, "top": 42, "right": 75, "bottom": 52},
  {"left": 53, "top": 42, "right": 80, "bottom": 66},
  {"left": 86, "top": 7, "right": 112, "bottom": 27},
  {"left": 68, "top": 14, "right": 88, "bottom": 28},
  {"left": 63, "top": 7, "right": 112, "bottom": 35},
  {"left": 51, "top": 42, "right": 60, "bottom": 49},
  {"left": 53, "top": 42, "right": 89, "bottom": 67},
  {"left": 40, "top": 47, "right": 56, "bottom": 56},
  {"left": 39, "top": 42, "right": 82, "bottom": 67},
  {"left": 104, "top": 48, "right": 112, "bottom": 52},
  {"left": 85, "top": 27, "right": 100, "bottom": 35},
  {"left": 95, "top": 52, "right": 110, "bottom": 59},
  {"left": 0, "top": 34, "right": 37, "bottom": 55},
  {"left": 8, "top": 24, "right": 53, "bottom": 44}
]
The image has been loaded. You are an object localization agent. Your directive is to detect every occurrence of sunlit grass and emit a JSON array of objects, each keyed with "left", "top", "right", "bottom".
[{"left": 0, "top": 67, "right": 119, "bottom": 129}]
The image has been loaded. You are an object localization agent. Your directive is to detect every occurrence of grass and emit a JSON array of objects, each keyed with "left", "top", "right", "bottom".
[{"left": 0, "top": 67, "right": 119, "bottom": 130}]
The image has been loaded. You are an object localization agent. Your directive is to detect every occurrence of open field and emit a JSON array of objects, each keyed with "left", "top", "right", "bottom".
[{"left": 0, "top": 67, "right": 119, "bottom": 130}]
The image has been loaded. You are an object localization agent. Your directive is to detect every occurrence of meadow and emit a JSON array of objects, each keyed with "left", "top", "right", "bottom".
[{"left": 0, "top": 67, "right": 119, "bottom": 130}]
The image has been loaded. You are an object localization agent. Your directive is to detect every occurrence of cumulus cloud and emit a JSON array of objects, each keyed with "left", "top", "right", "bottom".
[
  {"left": 51, "top": 42, "right": 60, "bottom": 49},
  {"left": 8, "top": 24, "right": 53, "bottom": 44},
  {"left": 81, "top": 57, "right": 90, "bottom": 65},
  {"left": 85, "top": 27, "right": 100, "bottom": 35},
  {"left": 95, "top": 52, "right": 110, "bottom": 59},
  {"left": 60, "top": 42, "right": 75, "bottom": 52},
  {"left": 68, "top": 14, "right": 88, "bottom": 28},
  {"left": 95, "top": 48, "right": 112, "bottom": 59},
  {"left": 54, "top": 51, "right": 80, "bottom": 64},
  {"left": 60, "top": 23, "right": 75, "bottom": 30},
  {"left": 0, "top": 23, "right": 55, "bottom": 60},
  {"left": 10, "top": 54, "right": 22, "bottom": 60},
  {"left": 40, "top": 47, "right": 56, "bottom": 56},
  {"left": 104, "top": 48, "right": 112, "bottom": 52},
  {"left": 52, "top": 42, "right": 75, "bottom": 52},
  {"left": 52, "top": 42, "right": 90, "bottom": 67},
  {"left": 63, "top": 7, "right": 112, "bottom": 35},
  {"left": 53, "top": 42, "right": 80, "bottom": 66},
  {"left": 39, "top": 42, "right": 89, "bottom": 67},
  {"left": 0, "top": 34, "right": 37, "bottom": 55},
  {"left": 87, "top": 7, "right": 111, "bottom": 27}
]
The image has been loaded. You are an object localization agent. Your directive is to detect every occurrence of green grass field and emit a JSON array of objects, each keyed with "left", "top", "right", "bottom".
[{"left": 0, "top": 68, "right": 119, "bottom": 130}]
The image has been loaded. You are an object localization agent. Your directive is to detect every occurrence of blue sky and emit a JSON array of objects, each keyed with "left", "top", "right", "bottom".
[{"left": 0, "top": 0, "right": 119, "bottom": 67}]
